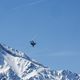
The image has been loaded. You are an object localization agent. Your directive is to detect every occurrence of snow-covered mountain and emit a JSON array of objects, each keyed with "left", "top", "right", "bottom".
[{"left": 0, "top": 43, "right": 80, "bottom": 80}]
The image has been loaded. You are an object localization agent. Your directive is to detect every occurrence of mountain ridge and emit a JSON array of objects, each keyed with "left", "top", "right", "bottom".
[{"left": 0, "top": 43, "right": 80, "bottom": 80}]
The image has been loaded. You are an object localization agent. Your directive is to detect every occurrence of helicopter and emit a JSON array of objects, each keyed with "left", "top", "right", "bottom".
[{"left": 30, "top": 40, "right": 36, "bottom": 47}]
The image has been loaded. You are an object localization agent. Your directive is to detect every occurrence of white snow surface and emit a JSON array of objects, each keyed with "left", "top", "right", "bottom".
[{"left": 0, "top": 43, "right": 80, "bottom": 80}]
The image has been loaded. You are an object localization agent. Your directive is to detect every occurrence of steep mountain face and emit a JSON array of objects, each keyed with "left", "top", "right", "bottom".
[{"left": 0, "top": 43, "right": 80, "bottom": 80}]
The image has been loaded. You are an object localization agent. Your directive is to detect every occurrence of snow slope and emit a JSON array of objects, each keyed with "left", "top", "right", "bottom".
[{"left": 0, "top": 43, "right": 80, "bottom": 80}]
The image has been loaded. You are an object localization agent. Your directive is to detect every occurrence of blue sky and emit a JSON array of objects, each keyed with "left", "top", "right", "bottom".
[{"left": 0, "top": 0, "right": 80, "bottom": 73}]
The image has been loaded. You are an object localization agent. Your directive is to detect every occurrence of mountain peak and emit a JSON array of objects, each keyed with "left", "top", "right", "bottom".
[
  {"left": 0, "top": 43, "right": 80, "bottom": 80},
  {"left": 0, "top": 43, "right": 31, "bottom": 60}
]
